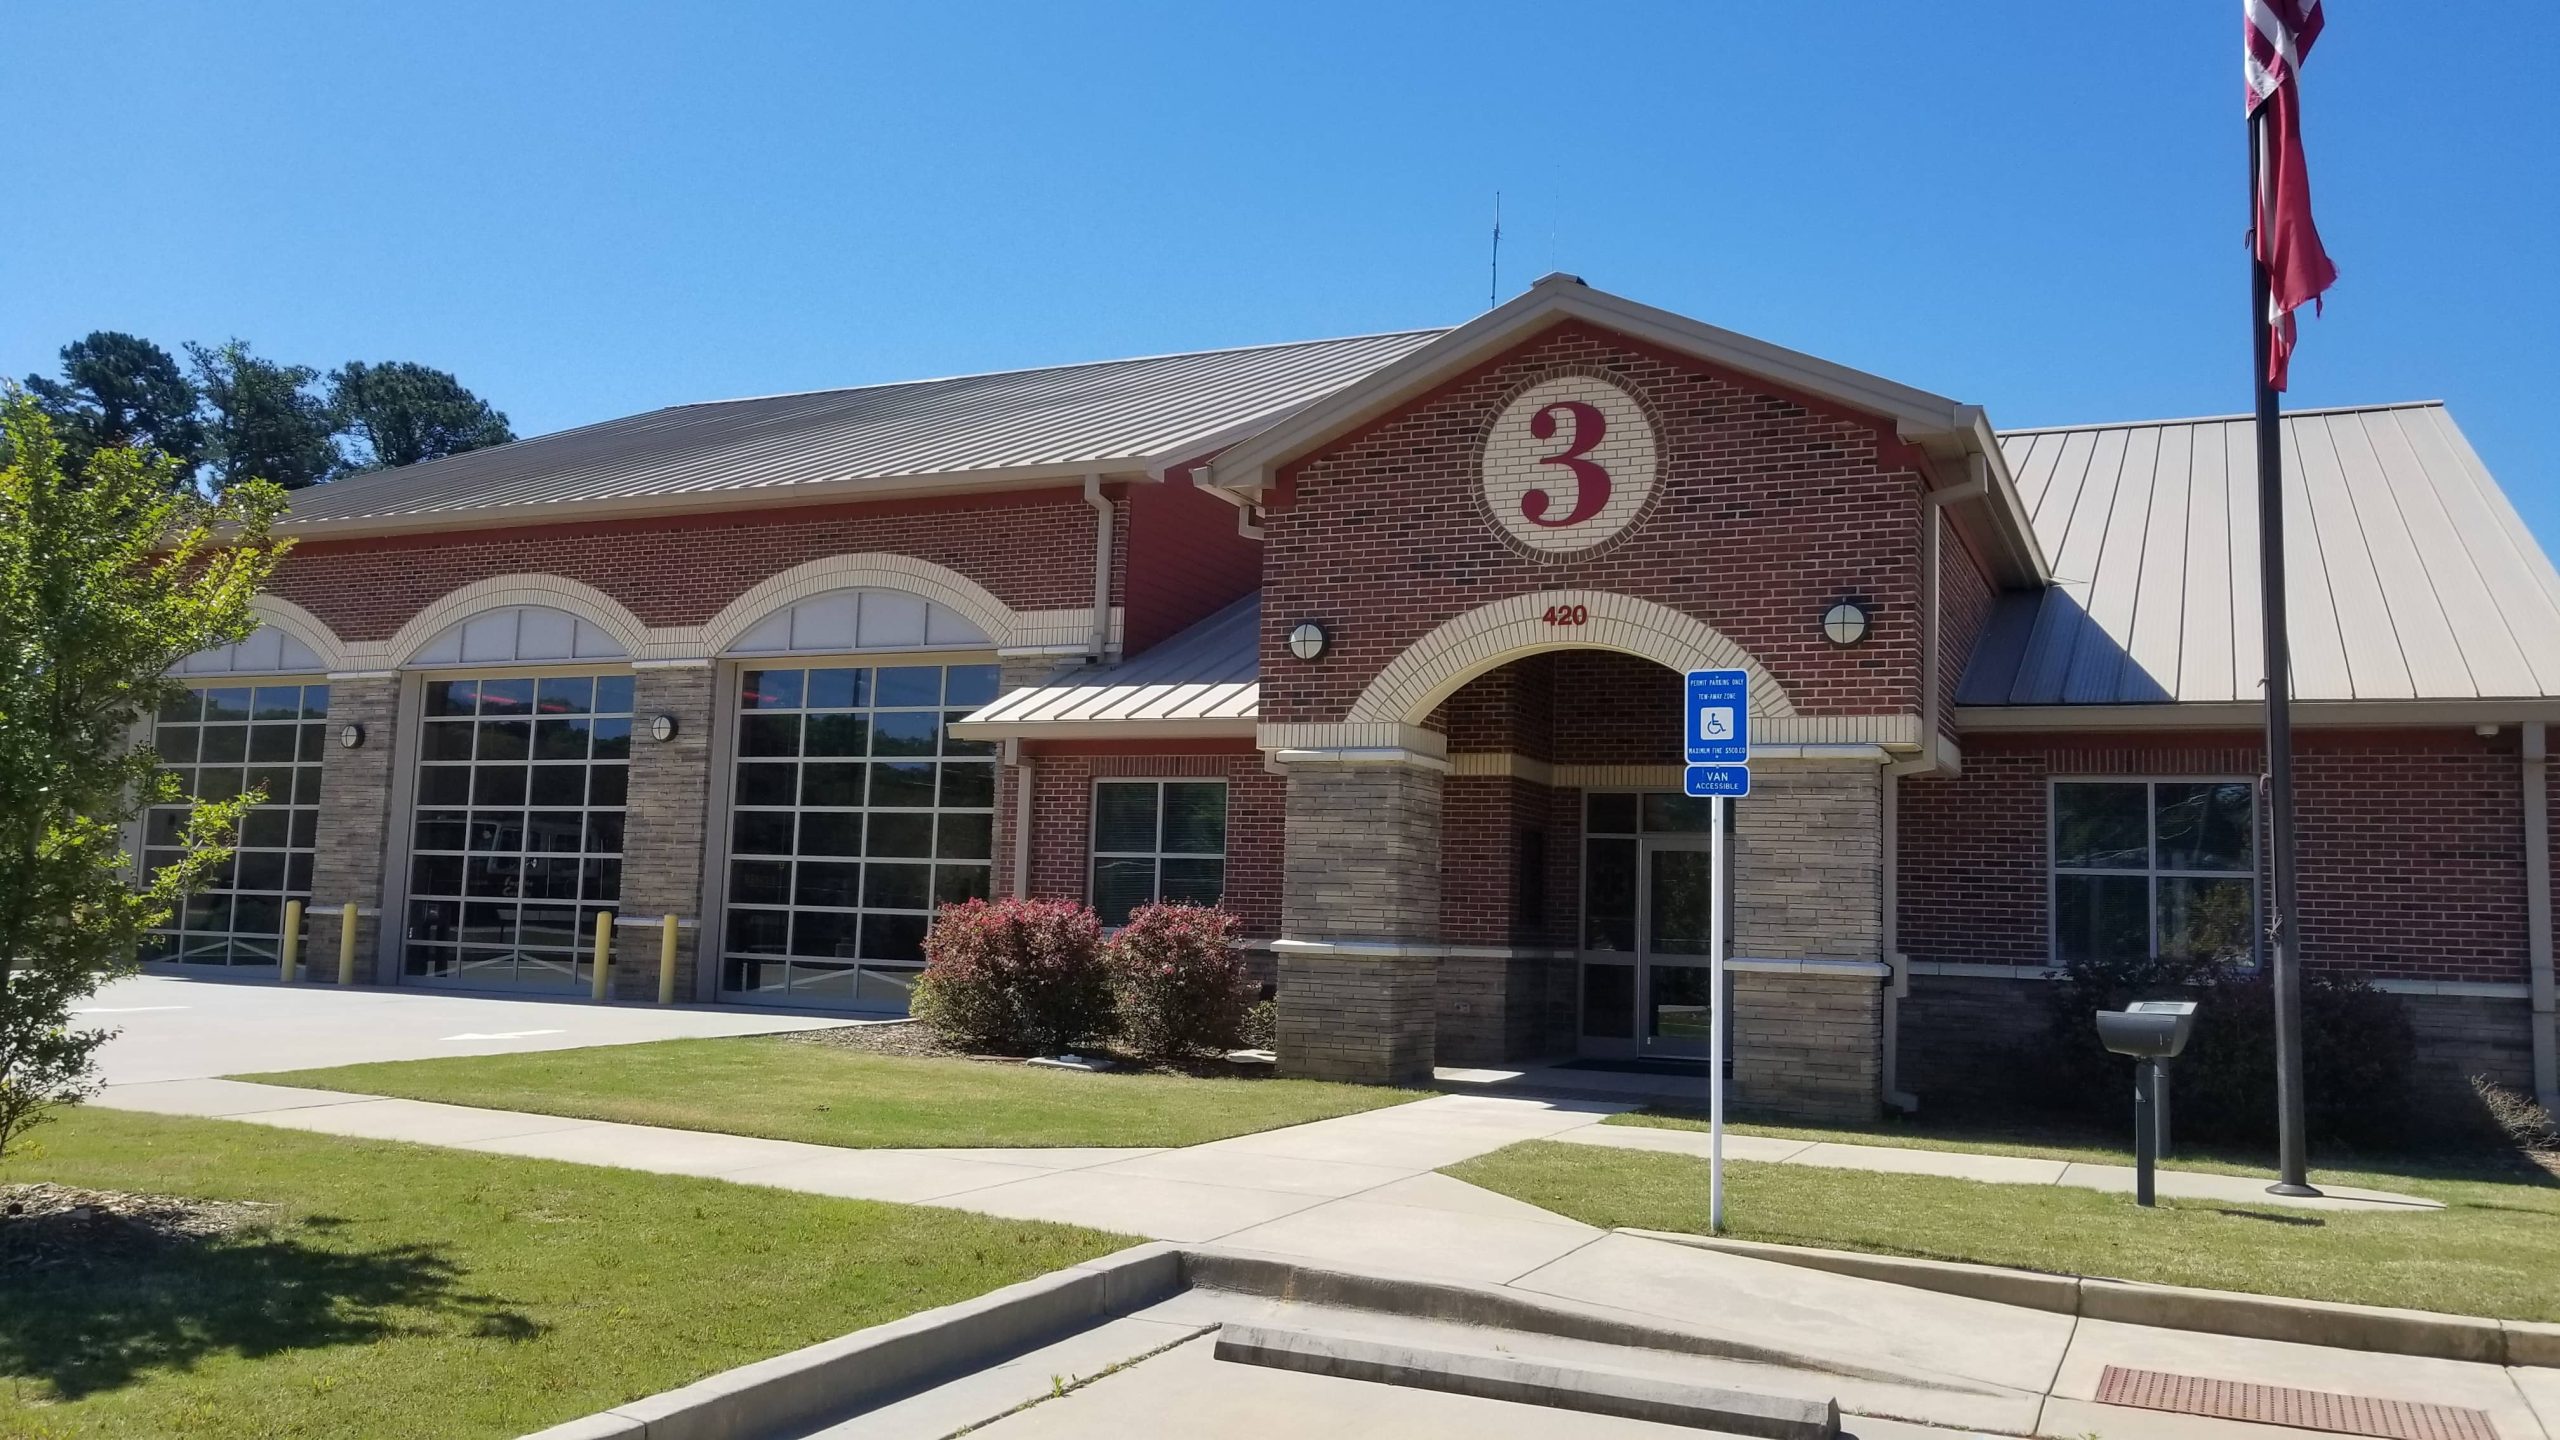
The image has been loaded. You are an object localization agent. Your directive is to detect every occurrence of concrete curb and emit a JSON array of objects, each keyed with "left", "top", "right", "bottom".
[
  {"left": 1215, "top": 1322, "right": 1841, "bottom": 1439},
  {"left": 516, "top": 1241, "right": 1184, "bottom": 1440},
  {"left": 1623, "top": 1229, "right": 2560, "bottom": 1368},
  {"left": 1180, "top": 1246, "right": 1958, "bottom": 1392}
]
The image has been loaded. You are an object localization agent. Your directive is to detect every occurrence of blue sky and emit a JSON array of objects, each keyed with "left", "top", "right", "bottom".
[{"left": 8, "top": 4, "right": 2555, "bottom": 542}]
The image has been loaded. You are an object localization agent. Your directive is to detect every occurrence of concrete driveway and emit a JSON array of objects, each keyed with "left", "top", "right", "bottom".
[{"left": 76, "top": 973, "right": 858, "bottom": 1085}]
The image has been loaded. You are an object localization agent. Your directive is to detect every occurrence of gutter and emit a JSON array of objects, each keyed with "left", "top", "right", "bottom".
[
  {"left": 1082, "top": 475, "right": 1113, "bottom": 662},
  {"left": 1876, "top": 470, "right": 1990, "bottom": 1113},
  {"left": 2527, "top": 723, "right": 2557, "bottom": 1109}
]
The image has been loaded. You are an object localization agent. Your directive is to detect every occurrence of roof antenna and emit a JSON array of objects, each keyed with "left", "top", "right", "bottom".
[{"left": 1488, "top": 191, "right": 1502, "bottom": 310}]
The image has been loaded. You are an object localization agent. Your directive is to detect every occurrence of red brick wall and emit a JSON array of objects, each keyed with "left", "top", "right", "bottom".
[
  {"left": 270, "top": 488, "right": 1107, "bottom": 641},
  {"left": 1440, "top": 776, "right": 1565, "bottom": 946},
  {"left": 1018, "top": 750, "right": 1283, "bottom": 940},
  {"left": 1938, "top": 512, "right": 1996, "bottom": 733},
  {"left": 1259, "top": 320, "right": 1926, "bottom": 726},
  {"left": 1900, "top": 728, "right": 2531, "bottom": 985},
  {"left": 1122, "top": 478, "right": 1262, "bottom": 655}
]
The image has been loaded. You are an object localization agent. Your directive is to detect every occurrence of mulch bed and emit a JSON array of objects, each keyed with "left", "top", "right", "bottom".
[
  {"left": 771, "top": 1020, "right": 1279, "bottom": 1079},
  {"left": 1, "top": 1182, "right": 276, "bottom": 1273}
]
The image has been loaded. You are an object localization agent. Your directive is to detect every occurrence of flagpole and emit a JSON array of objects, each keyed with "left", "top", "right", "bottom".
[{"left": 2250, "top": 106, "right": 2321, "bottom": 1199}]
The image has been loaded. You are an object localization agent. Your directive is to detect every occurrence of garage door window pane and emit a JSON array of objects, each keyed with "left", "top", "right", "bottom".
[
  {"left": 144, "top": 681, "right": 327, "bottom": 969},
  {"left": 720, "top": 660, "right": 1001, "bottom": 1012}
]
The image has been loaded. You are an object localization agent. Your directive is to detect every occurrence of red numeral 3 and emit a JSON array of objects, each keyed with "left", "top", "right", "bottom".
[{"left": 1522, "top": 400, "right": 1611, "bottom": 528}]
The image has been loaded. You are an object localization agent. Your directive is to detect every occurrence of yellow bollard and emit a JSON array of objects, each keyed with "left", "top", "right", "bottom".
[
  {"left": 278, "top": 899, "right": 304, "bottom": 983},
  {"left": 589, "top": 911, "right": 615, "bottom": 1002},
  {"left": 337, "top": 902, "right": 359, "bottom": 986},
  {"left": 657, "top": 914, "right": 680, "bottom": 1005}
]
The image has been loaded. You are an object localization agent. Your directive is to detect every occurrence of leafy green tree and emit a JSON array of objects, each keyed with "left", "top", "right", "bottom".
[
  {"left": 187, "top": 339, "right": 338, "bottom": 491},
  {"left": 328, "top": 360, "right": 514, "bottom": 472},
  {"left": 0, "top": 392, "right": 289, "bottom": 1157},
  {"left": 21, "top": 331, "right": 205, "bottom": 481}
]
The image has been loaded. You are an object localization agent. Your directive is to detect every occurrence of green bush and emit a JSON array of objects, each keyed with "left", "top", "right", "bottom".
[
  {"left": 911, "top": 898, "right": 1113, "bottom": 1055},
  {"left": 1106, "top": 902, "right": 1256, "bottom": 1060},
  {"left": 2040, "top": 951, "right": 2415, "bottom": 1148}
]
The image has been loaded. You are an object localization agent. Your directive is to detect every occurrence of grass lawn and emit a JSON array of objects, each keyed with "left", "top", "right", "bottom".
[
  {"left": 0, "top": 1106, "right": 1127, "bottom": 1439},
  {"left": 240, "top": 1036, "right": 1416, "bottom": 1150},
  {"left": 1445, "top": 1136, "right": 2560, "bottom": 1322}
]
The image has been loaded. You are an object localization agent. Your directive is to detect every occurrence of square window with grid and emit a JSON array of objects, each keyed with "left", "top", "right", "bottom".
[
  {"left": 722, "top": 662, "right": 998, "bottom": 1010},
  {"left": 142, "top": 682, "right": 329, "bottom": 967},
  {"left": 404, "top": 673, "right": 632, "bottom": 992},
  {"left": 1090, "top": 779, "right": 1227, "bottom": 927},
  {"left": 2052, "top": 780, "right": 2258, "bottom": 967}
]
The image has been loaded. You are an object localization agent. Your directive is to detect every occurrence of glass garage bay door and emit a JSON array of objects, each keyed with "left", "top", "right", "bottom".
[
  {"left": 143, "top": 682, "right": 329, "bottom": 967},
  {"left": 403, "top": 672, "right": 631, "bottom": 992},
  {"left": 722, "top": 662, "right": 998, "bottom": 1011}
]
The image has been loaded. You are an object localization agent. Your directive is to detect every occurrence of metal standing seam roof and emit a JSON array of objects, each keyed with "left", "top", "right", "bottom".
[
  {"left": 281, "top": 330, "right": 1445, "bottom": 528},
  {"left": 1961, "top": 402, "right": 2560, "bottom": 706},
  {"left": 954, "top": 593, "right": 1262, "bottom": 735}
]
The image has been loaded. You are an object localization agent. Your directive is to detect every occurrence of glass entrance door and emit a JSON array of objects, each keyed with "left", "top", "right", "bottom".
[
  {"left": 1640, "top": 840, "right": 1716, "bottom": 1058},
  {"left": 1578, "top": 793, "right": 1726, "bottom": 1059}
]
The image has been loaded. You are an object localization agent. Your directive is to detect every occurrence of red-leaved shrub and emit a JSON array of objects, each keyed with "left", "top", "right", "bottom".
[
  {"left": 1106, "top": 902, "right": 1255, "bottom": 1060},
  {"left": 911, "top": 898, "right": 1112, "bottom": 1055}
]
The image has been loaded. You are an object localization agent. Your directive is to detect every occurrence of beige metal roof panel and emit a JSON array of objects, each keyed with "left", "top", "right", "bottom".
[
  {"left": 1964, "top": 402, "right": 2560, "bottom": 707},
  {"left": 283, "top": 331, "right": 1443, "bottom": 529},
  {"left": 957, "top": 593, "right": 1261, "bottom": 735}
]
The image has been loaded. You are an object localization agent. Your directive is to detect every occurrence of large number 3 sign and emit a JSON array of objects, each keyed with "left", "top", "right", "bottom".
[
  {"left": 1521, "top": 400, "right": 1611, "bottom": 528},
  {"left": 1481, "top": 375, "right": 1657, "bottom": 555}
]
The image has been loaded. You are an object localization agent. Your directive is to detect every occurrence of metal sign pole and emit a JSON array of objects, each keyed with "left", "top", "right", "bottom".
[{"left": 1710, "top": 792, "right": 1727, "bottom": 1233}]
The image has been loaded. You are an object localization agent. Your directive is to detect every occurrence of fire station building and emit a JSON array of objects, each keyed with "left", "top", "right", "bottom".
[{"left": 145, "top": 276, "right": 2560, "bottom": 1120}]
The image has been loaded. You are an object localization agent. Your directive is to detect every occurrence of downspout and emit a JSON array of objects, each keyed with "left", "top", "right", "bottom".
[
  {"left": 2525, "top": 723, "right": 2557, "bottom": 1109},
  {"left": 1083, "top": 475, "right": 1114, "bottom": 662},
  {"left": 1878, "top": 463, "right": 1991, "bottom": 1113},
  {"left": 1007, "top": 737, "right": 1036, "bottom": 900}
]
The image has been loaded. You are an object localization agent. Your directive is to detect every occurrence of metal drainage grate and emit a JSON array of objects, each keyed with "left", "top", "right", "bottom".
[{"left": 2095, "top": 1365, "right": 2500, "bottom": 1440}]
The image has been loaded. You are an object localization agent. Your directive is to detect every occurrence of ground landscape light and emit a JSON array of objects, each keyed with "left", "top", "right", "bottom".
[
  {"left": 1288, "top": 622, "right": 1328, "bottom": 661},
  {"left": 1821, "top": 602, "right": 1870, "bottom": 647}
]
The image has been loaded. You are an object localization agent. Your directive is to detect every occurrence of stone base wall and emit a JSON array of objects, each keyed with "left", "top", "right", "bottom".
[
  {"left": 1276, "top": 951, "right": 1435, "bottom": 1084},
  {"left": 1731, "top": 971, "right": 1884, "bottom": 1122},
  {"left": 1899, "top": 971, "right": 2549, "bottom": 1124},
  {"left": 1435, "top": 952, "right": 1573, "bottom": 1065}
]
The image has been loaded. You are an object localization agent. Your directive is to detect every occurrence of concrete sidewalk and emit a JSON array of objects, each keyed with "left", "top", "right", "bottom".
[
  {"left": 1553, "top": 1119, "right": 2441, "bottom": 1211},
  {"left": 91, "top": 1079, "right": 1624, "bottom": 1279}
]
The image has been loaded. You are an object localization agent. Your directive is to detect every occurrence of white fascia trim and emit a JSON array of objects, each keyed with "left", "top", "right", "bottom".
[
  {"left": 1202, "top": 277, "right": 1977, "bottom": 498},
  {"left": 1956, "top": 700, "right": 2560, "bottom": 731},
  {"left": 279, "top": 461, "right": 1153, "bottom": 542}
]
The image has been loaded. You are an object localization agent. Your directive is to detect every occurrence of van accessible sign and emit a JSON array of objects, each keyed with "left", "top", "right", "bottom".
[{"left": 1684, "top": 668, "right": 1750, "bottom": 797}]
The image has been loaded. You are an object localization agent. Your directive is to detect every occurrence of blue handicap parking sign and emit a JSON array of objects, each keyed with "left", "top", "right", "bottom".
[
  {"left": 1684, "top": 763, "right": 1751, "bottom": 798},
  {"left": 1684, "top": 669, "right": 1750, "bottom": 765}
]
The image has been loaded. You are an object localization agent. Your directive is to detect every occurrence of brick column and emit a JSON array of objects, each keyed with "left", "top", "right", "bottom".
[
  {"left": 1730, "top": 758, "right": 1887, "bottom": 1120},
  {"left": 613, "top": 663, "right": 716, "bottom": 1001},
  {"left": 1275, "top": 756, "right": 1444, "bottom": 1085},
  {"left": 306, "top": 672, "right": 401, "bottom": 984}
]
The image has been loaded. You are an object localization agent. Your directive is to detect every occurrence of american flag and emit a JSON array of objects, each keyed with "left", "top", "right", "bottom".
[{"left": 2245, "top": 0, "right": 2337, "bottom": 391}]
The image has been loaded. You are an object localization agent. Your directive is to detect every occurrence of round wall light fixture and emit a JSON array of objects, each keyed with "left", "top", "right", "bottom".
[
  {"left": 649, "top": 714, "right": 680, "bottom": 743},
  {"left": 337, "top": 722, "right": 366, "bottom": 750},
  {"left": 1287, "top": 622, "right": 1329, "bottom": 662},
  {"left": 1821, "top": 602, "right": 1871, "bottom": 647}
]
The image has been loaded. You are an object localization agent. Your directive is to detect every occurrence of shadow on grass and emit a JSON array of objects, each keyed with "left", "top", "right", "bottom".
[{"left": 0, "top": 1221, "right": 545, "bottom": 1400}]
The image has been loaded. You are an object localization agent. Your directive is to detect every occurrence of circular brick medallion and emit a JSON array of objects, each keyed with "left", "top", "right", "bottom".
[{"left": 1479, "top": 373, "right": 1659, "bottom": 555}]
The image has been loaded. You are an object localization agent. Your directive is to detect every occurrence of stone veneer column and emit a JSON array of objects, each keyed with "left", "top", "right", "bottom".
[
  {"left": 612, "top": 663, "right": 716, "bottom": 1000},
  {"left": 1730, "top": 758, "right": 1888, "bottom": 1121},
  {"left": 305, "top": 673, "right": 401, "bottom": 983},
  {"left": 1276, "top": 756, "right": 1444, "bottom": 1085}
]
